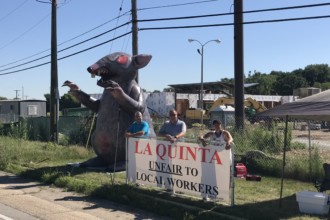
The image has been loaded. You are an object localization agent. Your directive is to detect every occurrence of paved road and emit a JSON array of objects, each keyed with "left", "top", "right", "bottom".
[
  {"left": 0, "top": 171, "right": 170, "bottom": 220},
  {"left": 0, "top": 202, "right": 39, "bottom": 220}
]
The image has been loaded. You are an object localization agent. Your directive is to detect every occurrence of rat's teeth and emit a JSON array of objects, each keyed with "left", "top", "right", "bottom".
[{"left": 91, "top": 74, "right": 95, "bottom": 78}]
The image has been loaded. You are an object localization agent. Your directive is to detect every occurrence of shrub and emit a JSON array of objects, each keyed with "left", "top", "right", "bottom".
[{"left": 284, "top": 148, "right": 323, "bottom": 181}]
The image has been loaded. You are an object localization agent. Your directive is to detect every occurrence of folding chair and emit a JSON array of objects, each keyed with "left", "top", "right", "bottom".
[{"left": 315, "top": 163, "right": 330, "bottom": 192}]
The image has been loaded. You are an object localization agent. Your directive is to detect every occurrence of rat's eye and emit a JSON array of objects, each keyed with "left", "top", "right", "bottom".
[{"left": 116, "top": 55, "right": 128, "bottom": 65}]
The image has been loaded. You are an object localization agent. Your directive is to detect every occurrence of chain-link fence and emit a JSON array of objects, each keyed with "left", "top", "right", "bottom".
[
  {"left": 179, "top": 115, "right": 329, "bottom": 183},
  {"left": 224, "top": 118, "right": 329, "bottom": 182},
  {"left": 1, "top": 114, "right": 329, "bottom": 183},
  {"left": 0, "top": 114, "right": 19, "bottom": 124},
  {"left": 0, "top": 115, "right": 95, "bottom": 145}
]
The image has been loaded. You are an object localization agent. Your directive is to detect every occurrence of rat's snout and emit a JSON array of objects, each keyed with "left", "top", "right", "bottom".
[
  {"left": 87, "top": 63, "right": 100, "bottom": 78},
  {"left": 87, "top": 63, "right": 99, "bottom": 73},
  {"left": 87, "top": 66, "right": 93, "bottom": 73}
]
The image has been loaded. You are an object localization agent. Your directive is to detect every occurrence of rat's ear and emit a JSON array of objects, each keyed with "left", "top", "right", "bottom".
[{"left": 133, "top": 54, "right": 152, "bottom": 69}]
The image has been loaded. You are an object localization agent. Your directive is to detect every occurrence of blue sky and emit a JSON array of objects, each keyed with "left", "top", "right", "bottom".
[{"left": 0, "top": 0, "right": 329, "bottom": 100}]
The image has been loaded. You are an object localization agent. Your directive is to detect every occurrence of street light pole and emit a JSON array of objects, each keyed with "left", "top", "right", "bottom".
[{"left": 188, "top": 38, "right": 221, "bottom": 125}]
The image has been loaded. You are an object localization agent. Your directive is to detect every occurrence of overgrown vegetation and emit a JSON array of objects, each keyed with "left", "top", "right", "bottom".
[
  {"left": 0, "top": 134, "right": 327, "bottom": 219},
  {"left": 231, "top": 121, "right": 293, "bottom": 155},
  {"left": 0, "top": 120, "right": 328, "bottom": 219},
  {"left": 0, "top": 116, "right": 94, "bottom": 146},
  {"left": 1, "top": 118, "right": 323, "bottom": 182}
]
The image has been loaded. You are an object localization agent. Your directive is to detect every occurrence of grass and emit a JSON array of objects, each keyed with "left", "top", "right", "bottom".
[{"left": 0, "top": 135, "right": 329, "bottom": 220}]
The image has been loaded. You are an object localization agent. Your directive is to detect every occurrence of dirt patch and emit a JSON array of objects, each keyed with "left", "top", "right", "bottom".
[
  {"left": 292, "top": 129, "right": 330, "bottom": 141},
  {"left": 290, "top": 129, "right": 330, "bottom": 163}
]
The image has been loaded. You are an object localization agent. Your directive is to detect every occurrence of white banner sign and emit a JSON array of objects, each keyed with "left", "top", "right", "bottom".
[{"left": 127, "top": 138, "right": 231, "bottom": 203}]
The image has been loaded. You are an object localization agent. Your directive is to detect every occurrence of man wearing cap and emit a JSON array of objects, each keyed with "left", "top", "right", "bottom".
[{"left": 198, "top": 119, "right": 233, "bottom": 149}]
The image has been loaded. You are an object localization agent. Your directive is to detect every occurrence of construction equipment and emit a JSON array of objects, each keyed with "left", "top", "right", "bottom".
[
  {"left": 184, "top": 100, "right": 214, "bottom": 121},
  {"left": 207, "top": 97, "right": 267, "bottom": 123},
  {"left": 178, "top": 97, "right": 267, "bottom": 124},
  {"left": 207, "top": 97, "right": 267, "bottom": 114}
]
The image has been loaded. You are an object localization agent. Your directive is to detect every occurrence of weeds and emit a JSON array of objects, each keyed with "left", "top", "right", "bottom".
[{"left": 0, "top": 126, "right": 329, "bottom": 219}]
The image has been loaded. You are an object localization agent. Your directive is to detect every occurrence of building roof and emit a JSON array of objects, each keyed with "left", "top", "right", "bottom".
[
  {"left": 0, "top": 99, "right": 46, "bottom": 103},
  {"left": 168, "top": 81, "right": 259, "bottom": 96}
]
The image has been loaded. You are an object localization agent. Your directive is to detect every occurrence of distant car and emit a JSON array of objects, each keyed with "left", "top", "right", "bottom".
[{"left": 309, "top": 123, "right": 321, "bottom": 130}]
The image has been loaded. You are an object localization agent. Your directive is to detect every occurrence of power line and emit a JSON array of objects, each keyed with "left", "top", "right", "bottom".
[
  {"left": 0, "top": 48, "right": 50, "bottom": 69},
  {"left": 139, "top": 14, "right": 330, "bottom": 31},
  {"left": 63, "top": 11, "right": 130, "bottom": 51},
  {"left": 0, "top": 10, "right": 131, "bottom": 69},
  {"left": 0, "top": 31, "right": 132, "bottom": 76},
  {"left": 58, "top": 31, "right": 132, "bottom": 60},
  {"left": 0, "top": 21, "right": 131, "bottom": 72},
  {"left": 0, "top": 0, "right": 29, "bottom": 23},
  {"left": 35, "top": 0, "right": 71, "bottom": 6},
  {"left": 2, "top": 2, "right": 329, "bottom": 75},
  {"left": 0, "top": 13, "right": 50, "bottom": 51},
  {"left": 0, "top": 53, "right": 49, "bottom": 73},
  {"left": 109, "top": 0, "right": 126, "bottom": 53},
  {"left": 0, "top": 0, "right": 73, "bottom": 53},
  {"left": 2, "top": 12, "right": 329, "bottom": 76},
  {"left": 137, "top": 0, "right": 219, "bottom": 11},
  {"left": 4, "top": 2, "right": 326, "bottom": 69},
  {"left": 0, "top": 0, "right": 75, "bottom": 68},
  {"left": 121, "top": 14, "right": 133, "bottom": 52},
  {"left": 59, "top": 22, "right": 130, "bottom": 52},
  {"left": 136, "top": 2, "right": 330, "bottom": 22}
]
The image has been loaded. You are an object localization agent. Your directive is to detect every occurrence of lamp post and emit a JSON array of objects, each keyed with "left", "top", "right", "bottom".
[{"left": 188, "top": 38, "right": 221, "bottom": 125}]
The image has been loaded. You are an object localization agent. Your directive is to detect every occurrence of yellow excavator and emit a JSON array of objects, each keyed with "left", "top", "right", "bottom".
[
  {"left": 207, "top": 97, "right": 267, "bottom": 123},
  {"left": 207, "top": 97, "right": 267, "bottom": 113},
  {"left": 184, "top": 97, "right": 267, "bottom": 123}
]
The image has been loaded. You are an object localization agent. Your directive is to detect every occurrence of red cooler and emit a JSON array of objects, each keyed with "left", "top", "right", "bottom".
[{"left": 235, "top": 163, "right": 247, "bottom": 178}]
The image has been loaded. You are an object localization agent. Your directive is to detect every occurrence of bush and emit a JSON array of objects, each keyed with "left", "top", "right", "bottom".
[
  {"left": 289, "top": 141, "right": 306, "bottom": 150},
  {"left": 245, "top": 157, "right": 282, "bottom": 177}
]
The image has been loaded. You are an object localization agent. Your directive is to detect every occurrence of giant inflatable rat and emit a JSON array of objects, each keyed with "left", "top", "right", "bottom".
[{"left": 63, "top": 52, "right": 155, "bottom": 169}]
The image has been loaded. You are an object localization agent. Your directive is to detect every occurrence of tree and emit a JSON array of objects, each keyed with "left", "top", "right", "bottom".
[
  {"left": 0, "top": 96, "right": 7, "bottom": 100},
  {"left": 59, "top": 93, "right": 81, "bottom": 111},
  {"left": 313, "top": 82, "right": 322, "bottom": 88},
  {"left": 273, "top": 74, "right": 308, "bottom": 95},
  {"left": 269, "top": 70, "right": 286, "bottom": 76},
  {"left": 44, "top": 93, "right": 81, "bottom": 113},
  {"left": 245, "top": 71, "right": 277, "bottom": 95},
  {"left": 321, "top": 82, "right": 330, "bottom": 90},
  {"left": 291, "top": 68, "right": 304, "bottom": 77},
  {"left": 220, "top": 77, "right": 234, "bottom": 84},
  {"left": 44, "top": 94, "right": 50, "bottom": 113},
  {"left": 302, "top": 64, "right": 330, "bottom": 86},
  {"left": 163, "top": 87, "right": 174, "bottom": 92}
]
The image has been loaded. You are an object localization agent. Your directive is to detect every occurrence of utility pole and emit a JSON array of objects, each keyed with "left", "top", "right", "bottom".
[
  {"left": 50, "top": 0, "right": 59, "bottom": 143},
  {"left": 234, "top": 0, "right": 245, "bottom": 130},
  {"left": 131, "top": 0, "right": 139, "bottom": 83},
  {"left": 14, "top": 90, "right": 20, "bottom": 99}
]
